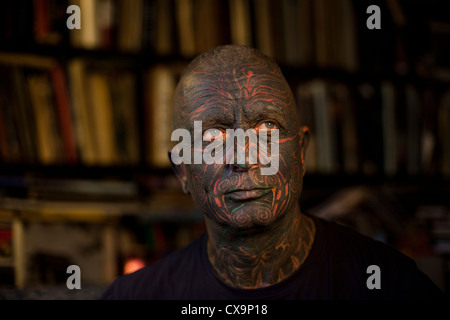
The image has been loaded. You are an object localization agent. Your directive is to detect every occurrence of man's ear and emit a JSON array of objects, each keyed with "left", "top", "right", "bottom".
[
  {"left": 299, "top": 126, "right": 310, "bottom": 176},
  {"left": 168, "top": 151, "right": 190, "bottom": 194}
]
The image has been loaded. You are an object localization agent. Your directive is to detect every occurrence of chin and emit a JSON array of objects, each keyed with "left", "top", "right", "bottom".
[{"left": 225, "top": 203, "right": 285, "bottom": 232}]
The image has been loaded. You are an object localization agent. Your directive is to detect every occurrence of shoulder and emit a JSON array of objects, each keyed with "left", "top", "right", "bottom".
[
  {"left": 313, "top": 214, "right": 406, "bottom": 260},
  {"left": 101, "top": 233, "right": 207, "bottom": 300},
  {"left": 311, "top": 215, "right": 444, "bottom": 299}
]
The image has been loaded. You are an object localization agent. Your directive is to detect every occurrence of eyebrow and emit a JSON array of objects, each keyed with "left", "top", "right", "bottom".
[
  {"left": 243, "top": 103, "right": 280, "bottom": 119},
  {"left": 187, "top": 108, "right": 235, "bottom": 130},
  {"left": 243, "top": 106, "right": 289, "bottom": 131}
]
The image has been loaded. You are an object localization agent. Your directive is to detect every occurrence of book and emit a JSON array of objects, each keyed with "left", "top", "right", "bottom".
[
  {"left": 280, "top": 0, "right": 301, "bottom": 66},
  {"left": 96, "top": 0, "right": 116, "bottom": 49},
  {"left": 33, "top": 0, "right": 51, "bottom": 44},
  {"left": 69, "top": 0, "right": 99, "bottom": 49},
  {"left": 117, "top": 0, "right": 144, "bottom": 52},
  {"left": 0, "top": 66, "right": 23, "bottom": 163},
  {"left": 229, "top": 0, "right": 252, "bottom": 47},
  {"left": 337, "top": 0, "right": 358, "bottom": 72},
  {"left": 309, "top": 79, "right": 337, "bottom": 174},
  {"left": 253, "top": 0, "right": 275, "bottom": 59},
  {"left": 107, "top": 71, "right": 140, "bottom": 165},
  {"left": 33, "top": 0, "right": 66, "bottom": 45},
  {"left": 154, "top": 0, "right": 175, "bottom": 56},
  {"left": 175, "top": 0, "right": 196, "bottom": 57},
  {"left": 86, "top": 72, "right": 117, "bottom": 165},
  {"left": 67, "top": 59, "right": 97, "bottom": 165},
  {"left": 26, "top": 71, "right": 62, "bottom": 164},
  {"left": 194, "top": 0, "right": 225, "bottom": 53},
  {"left": 145, "top": 65, "right": 177, "bottom": 168},
  {"left": 51, "top": 66, "right": 78, "bottom": 164},
  {"left": 270, "top": 0, "right": 287, "bottom": 63},
  {"left": 313, "top": 0, "right": 329, "bottom": 69},
  {"left": 297, "top": 0, "right": 314, "bottom": 67},
  {"left": 11, "top": 67, "right": 38, "bottom": 163}
]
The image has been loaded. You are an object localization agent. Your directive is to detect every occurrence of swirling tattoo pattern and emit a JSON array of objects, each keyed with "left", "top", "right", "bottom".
[{"left": 173, "top": 46, "right": 315, "bottom": 289}]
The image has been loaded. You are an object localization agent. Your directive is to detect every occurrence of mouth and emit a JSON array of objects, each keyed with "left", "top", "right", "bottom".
[{"left": 225, "top": 188, "right": 272, "bottom": 201}]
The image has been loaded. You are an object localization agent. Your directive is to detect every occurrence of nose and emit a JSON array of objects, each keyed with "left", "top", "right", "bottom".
[
  {"left": 231, "top": 161, "right": 254, "bottom": 171},
  {"left": 229, "top": 141, "right": 258, "bottom": 172}
]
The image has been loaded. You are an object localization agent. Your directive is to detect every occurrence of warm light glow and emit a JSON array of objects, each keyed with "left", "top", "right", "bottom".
[{"left": 123, "top": 258, "right": 145, "bottom": 274}]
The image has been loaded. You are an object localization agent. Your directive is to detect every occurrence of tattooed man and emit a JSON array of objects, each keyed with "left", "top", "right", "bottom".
[{"left": 102, "top": 45, "right": 443, "bottom": 299}]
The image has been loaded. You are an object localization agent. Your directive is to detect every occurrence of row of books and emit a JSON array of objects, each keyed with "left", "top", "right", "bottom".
[
  {"left": 2, "top": 0, "right": 361, "bottom": 71},
  {"left": 1, "top": 54, "right": 449, "bottom": 176},
  {"left": 296, "top": 78, "right": 450, "bottom": 177},
  {"left": 0, "top": 54, "right": 154, "bottom": 166}
]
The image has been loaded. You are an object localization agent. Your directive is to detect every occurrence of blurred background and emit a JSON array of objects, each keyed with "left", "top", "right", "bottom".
[{"left": 0, "top": 0, "right": 449, "bottom": 299}]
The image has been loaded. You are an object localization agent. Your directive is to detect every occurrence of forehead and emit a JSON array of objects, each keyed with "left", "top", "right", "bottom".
[{"left": 176, "top": 62, "right": 294, "bottom": 125}]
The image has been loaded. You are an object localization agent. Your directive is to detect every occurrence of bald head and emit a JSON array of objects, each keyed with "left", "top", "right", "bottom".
[
  {"left": 172, "top": 45, "right": 299, "bottom": 131},
  {"left": 180, "top": 44, "right": 280, "bottom": 77}
]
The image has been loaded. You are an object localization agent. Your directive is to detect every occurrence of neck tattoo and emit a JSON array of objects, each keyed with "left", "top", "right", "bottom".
[{"left": 206, "top": 212, "right": 316, "bottom": 289}]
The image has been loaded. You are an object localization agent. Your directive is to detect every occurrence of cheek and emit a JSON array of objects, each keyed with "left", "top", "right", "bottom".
[
  {"left": 186, "top": 163, "right": 226, "bottom": 207},
  {"left": 285, "top": 142, "right": 304, "bottom": 195},
  {"left": 285, "top": 146, "right": 303, "bottom": 195},
  {"left": 188, "top": 170, "right": 209, "bottom": 208},
  {"left": 272, "top": 140, "right": 304, "bottom": 204},
  {"left": 288, "top": 159, "right": 303, "bottom": 194}
]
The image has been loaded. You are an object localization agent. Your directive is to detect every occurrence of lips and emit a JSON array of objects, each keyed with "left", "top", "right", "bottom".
[{"left": 225, "top": 188, "right": 272, "bottom": 201}]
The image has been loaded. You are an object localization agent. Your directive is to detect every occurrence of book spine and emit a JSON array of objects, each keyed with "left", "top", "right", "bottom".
[{"left": 51, "top": 66, "right": 78, "bottom": 164}]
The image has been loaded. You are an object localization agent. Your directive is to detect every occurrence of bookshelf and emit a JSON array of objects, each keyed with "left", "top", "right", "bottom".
[{"left": 0, "top": 0, "right": 449, "bottom": 294}]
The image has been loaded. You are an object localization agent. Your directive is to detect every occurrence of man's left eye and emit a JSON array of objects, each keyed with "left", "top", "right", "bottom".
[{"left": 255, "top": 121, "right": 277, "bottom": 131}]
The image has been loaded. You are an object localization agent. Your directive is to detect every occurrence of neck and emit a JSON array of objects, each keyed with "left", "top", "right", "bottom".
[{"left": 206, "top": 205, "right": 316, "bottom": 289}]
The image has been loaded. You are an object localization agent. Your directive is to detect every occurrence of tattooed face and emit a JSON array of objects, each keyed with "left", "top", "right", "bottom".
[{"left": 172, "top": 53, "right": 308, "bottom": 231}]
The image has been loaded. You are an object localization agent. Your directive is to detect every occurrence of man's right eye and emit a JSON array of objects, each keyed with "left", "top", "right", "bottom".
[{"left": 203, "top": 128, "right": 224, "bottom": 141}]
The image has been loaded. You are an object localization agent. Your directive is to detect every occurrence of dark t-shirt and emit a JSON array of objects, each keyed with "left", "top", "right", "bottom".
[{"left": 101, "top": 215, "right": 444, "bottom": 299}]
